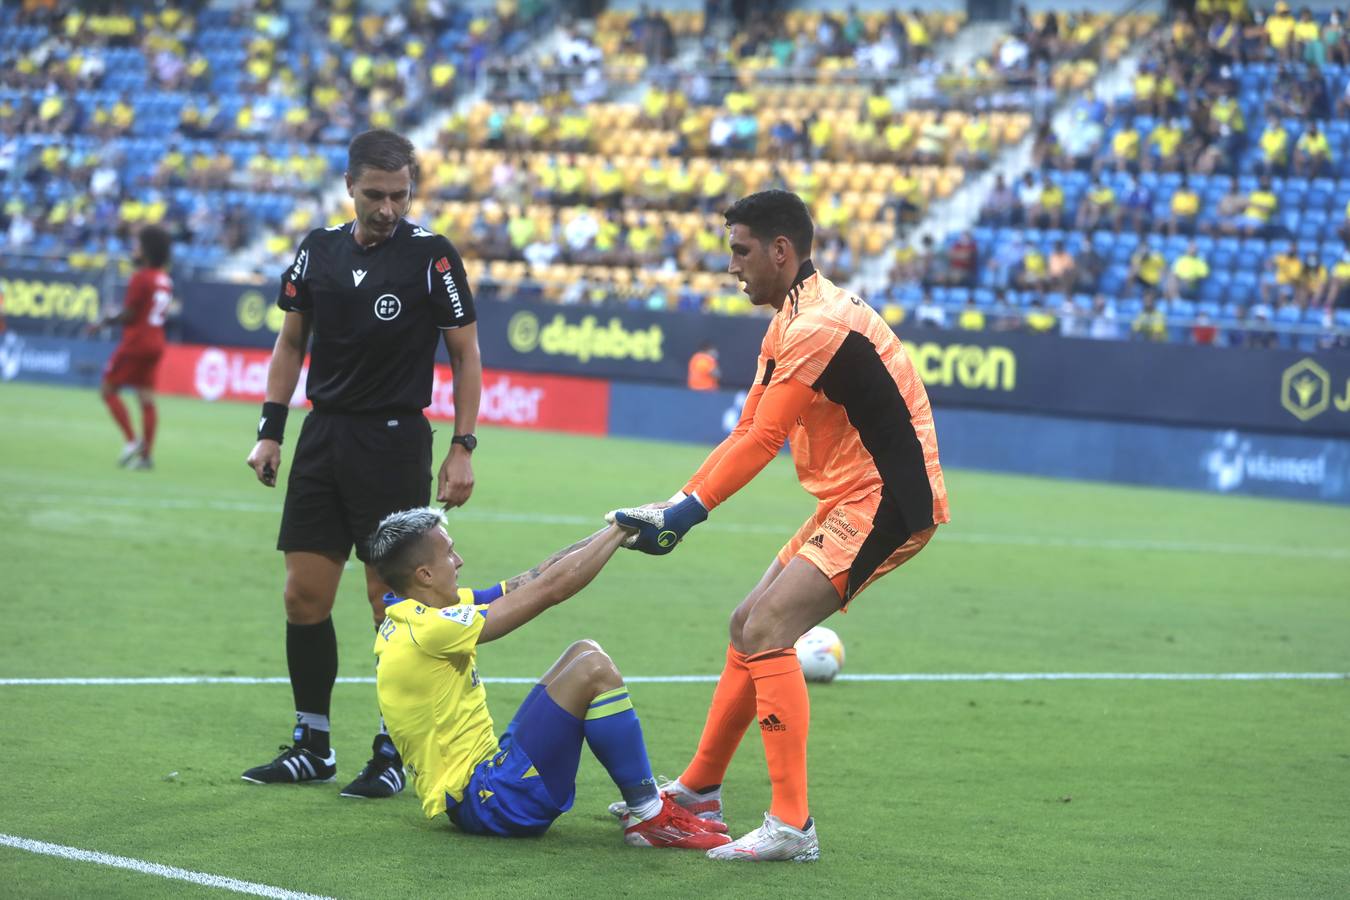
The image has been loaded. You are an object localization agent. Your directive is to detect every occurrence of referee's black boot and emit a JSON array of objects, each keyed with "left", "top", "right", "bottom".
[
  {"left": 241, "top": 725, "right": 337, "bottom": 785},
  {"left": 339, "top": 733, "right": 405, "bottom": 799}
]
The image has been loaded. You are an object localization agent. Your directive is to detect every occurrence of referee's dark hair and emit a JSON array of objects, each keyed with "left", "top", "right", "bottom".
[
  {"left": 348, "top": 129, "right": 419, "bottom": 183},
  {"left": 367, "top": 507, "right": 445, "bottom": 594},
  {"left": 138, "top": 225, "right": 171, "bottom": 268},
  {"left": 724, "top": 190, "right": 814, "bottom": 259}
]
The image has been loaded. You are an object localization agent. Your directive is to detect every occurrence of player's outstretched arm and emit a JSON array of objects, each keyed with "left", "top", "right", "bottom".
[
  {"left": 682, "top": 381, "right": 765, "bottom": 499},
  {"left": 609, "top": 379, "right": 816, "bottom": 555},
  {"left": 246, "top": 310, "right": 311, "bottom": 487},
  {"left": 478, "top": 524, "right": 633, "bottom": 644}
]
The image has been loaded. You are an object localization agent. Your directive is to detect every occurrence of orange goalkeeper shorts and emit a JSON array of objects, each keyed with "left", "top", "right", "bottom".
[{"left": 777, "top": 489, "right": 937, "bottom": 607}]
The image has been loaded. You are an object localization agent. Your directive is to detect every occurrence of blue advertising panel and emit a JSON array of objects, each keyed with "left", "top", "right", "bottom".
[
  {"left": 162, "top": 277, "right": 1350, "bottom": 437},
  {"left": 477, "top": 300, "right": 1350, "bottom": 438},
  {"left": 175, "top": 279, "right": 283, "bottom": 350},
  {"left": 893, "top": 329, "right": 1350, "bottom": 439},
  {"left": 932, "top": 408, "right": 1350, "bottom": 504},
  {"left": 474, "top": 299, "right": 768, "bottom": 386},
  {"left": 0, "top": 333, "right": 113, "bottom": 388},
  {"left": 608, "top": 382, "right": 751, "bottom": 446},
  {"left": 606, "top": 381, "right": 1350, "bottom": 504}
]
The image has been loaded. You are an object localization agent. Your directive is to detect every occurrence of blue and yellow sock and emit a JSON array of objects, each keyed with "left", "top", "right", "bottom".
[{"left": 584, "top": 687, "right": 660, "bottom": 819}]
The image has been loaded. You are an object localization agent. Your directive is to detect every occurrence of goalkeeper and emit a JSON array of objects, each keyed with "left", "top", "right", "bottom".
[
  {"left": 608, "top": 190, "right": 949, "bottom": 862},
  {"left": 368, "top": 507, "right": 729, "bottom": 850}
]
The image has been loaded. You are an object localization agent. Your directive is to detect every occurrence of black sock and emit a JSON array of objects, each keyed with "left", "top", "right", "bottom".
[{"left": 287, "top": 618, "right": 337, "bottom": 754}]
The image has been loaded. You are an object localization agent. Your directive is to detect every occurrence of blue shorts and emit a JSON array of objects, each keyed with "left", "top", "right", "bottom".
[{"left": 446, "top": 688, "right": 583, "bottom": 837}]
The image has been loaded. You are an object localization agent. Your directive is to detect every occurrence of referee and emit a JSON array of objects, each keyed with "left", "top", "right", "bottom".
[{"left": 242, "top": 130, "right": 482, "bottom": 798}]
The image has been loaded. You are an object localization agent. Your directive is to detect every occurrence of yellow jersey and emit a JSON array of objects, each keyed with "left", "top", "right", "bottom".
[
  {"left": 1088, "top": 185, "right": 1116, "bottom": 208},
  {"left": 1149, "top": 125, "right": 1183, "bottom": 157},
  {"left": 1173, "top": 255, "right": 1210, "bottom": 282},
  {"left": 1274, "top": 253, "right": 1303, "bottom": 284},
  {"left": 958, "top": 308, "right": 986, "bottom": 330},
  {"left": 1133, "top": 310, "right": 1168, "bottom": 341},
  {"left": 1112, "top": 129, "right": 1140, "bottom": 160},
  {"left": 1171, "top": 190, "right": 1200, "bottom": 216},
  {"left": 1245, "top": 190, "right": 1278, "bottom": 222},
  {"left": 1260, "top": 128, "right": 1289, "bottom": 163},
  {"left": 1298, "top": 131, "right": 1331, "bottom": 159},
  {"left": 1266, "top": 14, "right": 1296, "bottom": 49},
  {"left": 375, "top": 591, "right": 498, "bottom": 820},
  {"left": 1134, "top": 249, "right": 1165, "bottom": 285}
]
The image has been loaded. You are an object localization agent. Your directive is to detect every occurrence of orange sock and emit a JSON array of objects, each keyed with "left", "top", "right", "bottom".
[
  {"left": 747, "top": 648, "right": 810, "bottom": 829},
  {"left": 680, "top": 645, "right": 756, "bottom": 792}
]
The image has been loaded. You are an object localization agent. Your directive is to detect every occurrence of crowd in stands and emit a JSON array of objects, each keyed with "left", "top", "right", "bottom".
[
  {"left": 1, "top": 2, "right": 1346, "bottom": 349},
  {"left": 0, "top": 0, "right": 547, "bottom": 273},
  {"left": 909, "top": 2, "right": 1350, "bottom": 349},
  {"left": 927, "top": 9, "right": 1153, "bottom": 114}
]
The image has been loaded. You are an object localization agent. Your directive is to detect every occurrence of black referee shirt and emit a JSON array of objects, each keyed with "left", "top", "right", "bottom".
[{"left": 277, "top": 219, "right": 476, "bottom": 414}]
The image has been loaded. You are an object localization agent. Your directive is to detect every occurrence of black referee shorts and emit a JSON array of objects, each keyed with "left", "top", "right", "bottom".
[{"left": 277, "top": 411, "right": 433, "bottom": 563}]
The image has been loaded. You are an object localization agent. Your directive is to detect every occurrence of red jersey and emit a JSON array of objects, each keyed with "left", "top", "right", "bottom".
[{"left": 119, "top": 268, "right": 172, "bottom": 353}]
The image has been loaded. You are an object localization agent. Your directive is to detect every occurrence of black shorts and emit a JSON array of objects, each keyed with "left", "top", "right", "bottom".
[{"left": 277, "top": 411, "right": 433, "bottom": 562}]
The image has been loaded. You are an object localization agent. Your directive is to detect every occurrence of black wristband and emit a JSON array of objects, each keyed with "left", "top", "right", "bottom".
[{"left": 258, "top": 402, "right": 288, "bottom": 443}]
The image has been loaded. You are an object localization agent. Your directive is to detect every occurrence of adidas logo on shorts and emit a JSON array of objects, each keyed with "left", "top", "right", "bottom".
[{"left": 807, "top": 534, "right": 826, "bottom": 548}]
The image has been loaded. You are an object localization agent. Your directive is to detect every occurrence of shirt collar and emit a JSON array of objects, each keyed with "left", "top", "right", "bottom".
[{"left": 783, "top": 259, "right": 817, "bottom": 317}]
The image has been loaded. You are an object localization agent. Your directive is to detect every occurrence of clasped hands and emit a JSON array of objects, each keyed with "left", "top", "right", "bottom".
[{"left": 604, "top": 492, "right": 708, "bottom": 556}]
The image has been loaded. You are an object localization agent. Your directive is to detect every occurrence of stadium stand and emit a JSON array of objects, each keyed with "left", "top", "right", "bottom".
[
  {"left": 920, "top": 3, "right": 1350, "bottom": 350},
  {"left": 0, "top": 1, "right": 550, "bottom": 274},
  {"left": 1, "top": 2, "right": 1347, "bottom": 348}
]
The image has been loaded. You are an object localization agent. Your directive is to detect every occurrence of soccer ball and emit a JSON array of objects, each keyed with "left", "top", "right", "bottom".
[{"left": 794, "top": 626, "right": 845, "bottom": 683}]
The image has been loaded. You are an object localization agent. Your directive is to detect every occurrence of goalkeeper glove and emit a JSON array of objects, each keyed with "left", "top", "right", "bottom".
[{"left": 606, "top": 494, "right": 708, "bottom": 556}]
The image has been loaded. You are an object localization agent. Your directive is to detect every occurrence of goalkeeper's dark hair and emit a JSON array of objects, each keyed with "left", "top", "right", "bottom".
[
  {"left": 724, "top": 190, "right": 813, "bottom": 259},
  {"left": 138, "top": 225, "right": 171, "bottom": 268},
  {"left": 348, "top": 128, "right": 419, "bottom": 183},
  {"left": 367, "top": 507, "right": 444, "bottom": 594}
]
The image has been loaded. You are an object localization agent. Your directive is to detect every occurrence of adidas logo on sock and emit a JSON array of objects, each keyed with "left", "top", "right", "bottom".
[
  {"left": 807, "top": 533, "right": 825, "bottom": 548},
  {"left": 759, "top": 714, "right": 787, "bottom": 732}
]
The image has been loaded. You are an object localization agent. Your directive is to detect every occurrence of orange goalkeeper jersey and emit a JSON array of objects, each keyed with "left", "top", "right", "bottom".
[{"left": 687, "top": 262, "right": 949, "bottom": 535}]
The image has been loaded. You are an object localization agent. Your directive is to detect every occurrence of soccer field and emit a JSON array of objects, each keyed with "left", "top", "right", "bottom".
[{"left": 1, "top": 382, "right": 1347, "bottom": 899}]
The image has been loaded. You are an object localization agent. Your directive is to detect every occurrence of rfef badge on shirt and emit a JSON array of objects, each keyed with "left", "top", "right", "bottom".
[{"left": 276, "top": 219, "right": 476, "bottom": 413}]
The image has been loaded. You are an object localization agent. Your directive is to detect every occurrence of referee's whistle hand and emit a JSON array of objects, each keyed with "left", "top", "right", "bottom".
[
  {"left": 247, "top": 440, "right": 282, "bottom": 488},
  {"left": 437, "top": 450, "right": 474, "bottom": 508}
]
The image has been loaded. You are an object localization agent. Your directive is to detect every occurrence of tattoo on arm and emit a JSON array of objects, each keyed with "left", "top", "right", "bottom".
[{"left": 503, "top": 529, "right": 606, "bottom": 593}]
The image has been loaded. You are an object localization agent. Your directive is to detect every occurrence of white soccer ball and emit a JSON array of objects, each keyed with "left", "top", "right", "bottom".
[{"left": 795, "top": 626, "right": 845, "bottom": 683}]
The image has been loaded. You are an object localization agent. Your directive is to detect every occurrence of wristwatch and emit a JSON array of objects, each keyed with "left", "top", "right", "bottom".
[{"left": 451, "top": 433, "right": 477, "bottom": 452}]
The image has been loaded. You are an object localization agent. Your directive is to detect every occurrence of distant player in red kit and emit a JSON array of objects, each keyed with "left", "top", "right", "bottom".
[{"left": 88, "top": 225, "right": 175, "bottom": 470}]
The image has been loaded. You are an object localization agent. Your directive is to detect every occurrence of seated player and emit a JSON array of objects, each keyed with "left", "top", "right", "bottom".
[{"left": 368, "top": 507, "right": 730, "bottom": 850}]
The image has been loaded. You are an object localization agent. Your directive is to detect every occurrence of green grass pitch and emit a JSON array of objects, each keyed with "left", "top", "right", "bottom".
[{"left": 1, "top": 382, "right": 1347, "bottom": 899}]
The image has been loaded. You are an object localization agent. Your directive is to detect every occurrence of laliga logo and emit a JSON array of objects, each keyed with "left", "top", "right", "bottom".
[
  {"left": 0, "top": 333, "right": 22, "bottom": 381},
  {"left": 195, "top": 348, "right": 231, "bottom": 401},
  {"left": 194, "top": 347, "right": 305, "bottom": 403}
]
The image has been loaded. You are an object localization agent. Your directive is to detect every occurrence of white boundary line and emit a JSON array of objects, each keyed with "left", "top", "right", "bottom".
[
  {"left": 7, "top": 490, "right": 1348, "bottom": 561},
  {"left": 0, "top": 834, "right": 334, "bottom": 900},
  {"left": 0, "top": 672, "right": 1344, "bottom": 686}
]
